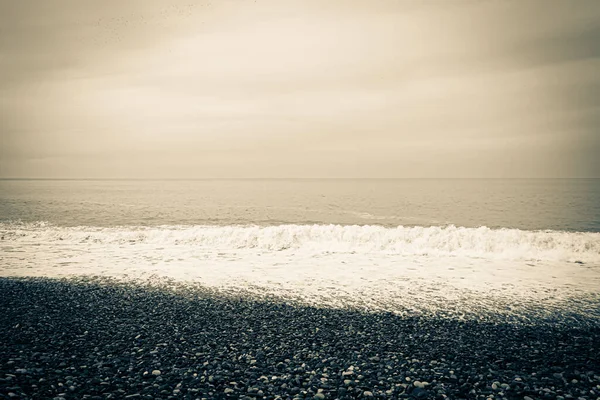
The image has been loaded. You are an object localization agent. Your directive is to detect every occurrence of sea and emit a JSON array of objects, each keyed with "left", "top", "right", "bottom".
[
  {"left": 2, "top": 178, "right": 599, "bottom": 230},
  {"left": 1, "top": 179, "right": 599, "bottom": 314}
]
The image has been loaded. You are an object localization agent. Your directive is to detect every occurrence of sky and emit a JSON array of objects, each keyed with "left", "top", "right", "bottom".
[{"left": 0, "top": 0, "right": 599, "bottom": 178}]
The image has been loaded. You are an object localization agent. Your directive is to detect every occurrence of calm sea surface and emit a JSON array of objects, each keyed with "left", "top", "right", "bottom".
[{"left": 1, "top": 179, "right": 598, "bottom": 232}]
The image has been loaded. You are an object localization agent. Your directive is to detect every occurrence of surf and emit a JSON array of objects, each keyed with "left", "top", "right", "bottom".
[{"left": 2, "top": 222, "right": 599, "bottom": 263}]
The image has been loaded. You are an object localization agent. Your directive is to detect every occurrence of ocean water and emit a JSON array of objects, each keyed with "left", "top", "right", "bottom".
[
  {"left": 1, "top": 179, "right": 599, "bottom": 314},
  {"left": 1, "top": 179, "right": 599, "bottom": 230}
]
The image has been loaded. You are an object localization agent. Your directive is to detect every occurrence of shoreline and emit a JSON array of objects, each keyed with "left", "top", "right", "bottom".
[{"left": 1, "top": 277, "right": 599, "bottom": 399}]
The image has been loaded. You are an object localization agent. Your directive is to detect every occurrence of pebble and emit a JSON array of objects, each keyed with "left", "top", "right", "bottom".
[{"left": 1, "top": 277, "right": 598, "bottom": 400}]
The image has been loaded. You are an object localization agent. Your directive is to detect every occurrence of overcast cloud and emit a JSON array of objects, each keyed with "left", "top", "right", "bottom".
[{"left": 1, "top": 0, "right": 599, "bottom": 178}]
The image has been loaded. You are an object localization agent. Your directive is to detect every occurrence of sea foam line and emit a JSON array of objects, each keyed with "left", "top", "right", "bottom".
[{"left": 1, "top": 223, "right": 599, "bottom": 262}]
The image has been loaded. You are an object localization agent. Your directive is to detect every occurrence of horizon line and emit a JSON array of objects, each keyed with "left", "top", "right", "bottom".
[{"left": 1, "top": 177, "right": 599, "bottom": 181}]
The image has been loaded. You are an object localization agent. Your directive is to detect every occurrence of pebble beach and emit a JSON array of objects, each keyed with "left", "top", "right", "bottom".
[{"left": 1, "top": 277, "right": 599, "bottom": 400}]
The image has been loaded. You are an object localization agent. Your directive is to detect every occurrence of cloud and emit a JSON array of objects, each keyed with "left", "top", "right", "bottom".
[{"left": 1, "top": 0, "right": 599, "bottom": 178}]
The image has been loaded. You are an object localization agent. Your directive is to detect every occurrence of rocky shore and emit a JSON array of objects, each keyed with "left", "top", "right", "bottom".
[{"left": 1, "top": 277, "right": 599, "bottom": 399}]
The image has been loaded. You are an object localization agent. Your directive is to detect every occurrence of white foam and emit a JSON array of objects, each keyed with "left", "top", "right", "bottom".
[
  {"left": 2, "top": 223, "right": 599, "bottom": 262},
  {"left": 2, "top": 222, "right": 599, "bottom": 316}
]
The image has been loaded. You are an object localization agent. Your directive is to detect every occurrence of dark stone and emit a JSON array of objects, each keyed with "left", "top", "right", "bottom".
[{"left": 0, "top": 277, "right": 598, "bottom": 400}]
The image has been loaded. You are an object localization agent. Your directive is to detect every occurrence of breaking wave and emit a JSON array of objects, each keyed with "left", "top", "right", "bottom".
[{"left": 2, "top": 222, "right": 599, "bottom": 263}]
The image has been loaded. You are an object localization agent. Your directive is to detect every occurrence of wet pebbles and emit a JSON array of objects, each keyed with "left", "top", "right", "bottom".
[{"left": 1, "top": 277, "right": 599, "bottom": 399}]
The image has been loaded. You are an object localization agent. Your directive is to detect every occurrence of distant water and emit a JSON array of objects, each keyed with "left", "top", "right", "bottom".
[{"left": 1, "top": 179, "right": 599, "bottom": 231}]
